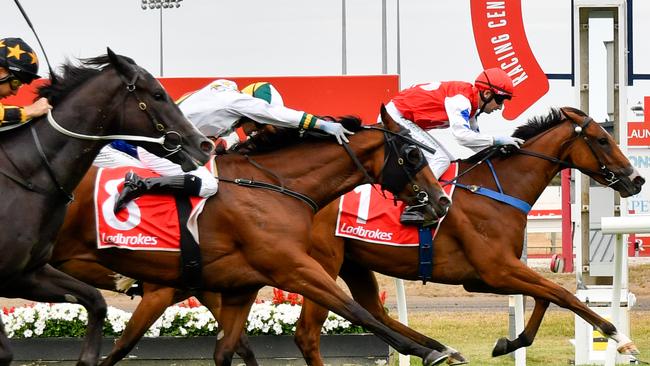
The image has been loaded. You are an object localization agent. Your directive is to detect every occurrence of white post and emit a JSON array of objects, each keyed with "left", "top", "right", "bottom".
[
  {"left": 394, "top": 278, "right": 410, "bottom": 366},
  {"left": 601, "top": 216, "right": 650, "bottom": 365}
]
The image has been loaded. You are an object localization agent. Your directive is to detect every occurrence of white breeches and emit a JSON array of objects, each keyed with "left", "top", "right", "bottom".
[
  {"left": 137, "top": 147, "right": 218, "bottom": 197},
  {"left": 381, "top": 102, "right": 455, "bottom": 179},
  {"left": 94, "top": 146, "right": 144, "bottom": 169}
]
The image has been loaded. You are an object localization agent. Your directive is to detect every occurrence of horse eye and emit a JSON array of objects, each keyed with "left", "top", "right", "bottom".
[
  {"left": 405, "top": 146, "right": 423, "bottom": 164},
  {"left": 153, "top": 92, "right": 165, "bottom": 101},
  {"left": 598, "top": 137, "right": 609, "bottom": 146}
]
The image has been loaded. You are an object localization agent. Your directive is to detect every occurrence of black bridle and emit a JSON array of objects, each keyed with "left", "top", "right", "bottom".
[
  {"left": 0, "top": 69, "right": 181, "bottom": 202},
  {"left": 218, "top": 124, "right": 433, "bottom": 212},
  {"left": 515, "top": 115, "right": 621, "bottom": 186},
  {"left": 347, "top": 125, "right": 430, "bottom": 204}
]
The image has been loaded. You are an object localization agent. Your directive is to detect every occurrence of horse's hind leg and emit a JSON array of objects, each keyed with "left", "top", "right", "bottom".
[
  {"left": 339, "top": 262, "right": 468, "bottom": 365},
  {"left": 3, "top": 264, "right": 106, "bottom": 366},
  {"left": 197, "top": 290, "right": 260, "bottom": 366},
  {"left": 212, "top": 290, "right": 258, "bottom": 366},
  {"left": 100, "top": 284, "right": 182, "bottom": 366},
  {"left": 0, "top": 318, "right": 13, "bottom": 366}
]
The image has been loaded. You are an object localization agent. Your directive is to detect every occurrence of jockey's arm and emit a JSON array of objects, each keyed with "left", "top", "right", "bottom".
[
  {"left": 0, "top": 103, "right": 27, "bottom": 125},
  {"left": 443, "top": 95, "right": 494, "bottom": 151},
  {"left": 227, "top": 95, "right": 313, "bottom": 129}
]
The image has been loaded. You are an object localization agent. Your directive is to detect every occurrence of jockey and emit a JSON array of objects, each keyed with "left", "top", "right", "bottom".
[
  {"left": 0, "top": 37, "right": 51, "bottom": 125},
  {"left": 384, "top": 67, "right": 524, "bottom": 225},
  {"left": 113, "top": 79, "right": 353, "bottom": 213}
]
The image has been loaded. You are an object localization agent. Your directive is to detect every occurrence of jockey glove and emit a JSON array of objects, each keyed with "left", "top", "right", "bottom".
[
  {"left": 314, "top": 120, "right": 354, "bottom": 144},
  {"left": 494, "top": 135, "right": 524, "bottom": 148}
]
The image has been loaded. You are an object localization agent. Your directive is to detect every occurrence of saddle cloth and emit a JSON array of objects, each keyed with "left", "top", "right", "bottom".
[
  {"left": 335, "top": 164, "right": 458, "bottom": 246},
  {"left": 95, "top": 167, "right": 208, "bottom": 251}
]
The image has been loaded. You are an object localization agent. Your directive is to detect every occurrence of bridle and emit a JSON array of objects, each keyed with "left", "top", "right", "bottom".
[
  {"left": 46, "top": 70, "right": 184, "bottom": 156},
  {"left": 515, "top": 115, "right": 621, "bottom": 186},
  {"left": 0, "top": 67, "right": 187, "bottom": 201},
  {"left": 342, "top": 125, "right": 431, "bottom": 206},
  {"left": 219, "top": 124, "right": 434, "bottom": 212}
]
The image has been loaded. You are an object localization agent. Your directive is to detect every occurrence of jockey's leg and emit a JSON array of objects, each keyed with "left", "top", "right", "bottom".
[
  {"left": 383, "top": 103, "right": 451, "bottom": 225},
  {"left": 113, "top": 148, "right": 218, "bottom": 213}
]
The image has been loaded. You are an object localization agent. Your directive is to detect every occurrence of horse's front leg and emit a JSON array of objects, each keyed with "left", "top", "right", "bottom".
[
  {"left": 197, "top": 290, "right": 259, "bottom": 366},
  {"left": 471, "top": 259, "right": 638, "bottom": 356},
  {"left": 463, "top": 279, "right": 549, "bottom": 356},
  {"left": 338, "top": 262, "right": 467, "bottom": 365},
  {"left": 0, "top": 316, "right": 14, "bottom": 366},
  {"left": 100, "top": 283, "right": 183, "bottom": 366},
  {"left": 3, "top": 264, "right": 106, "bottom": 366},
  {"left": 212, "top": 290, "right": 258, "bottom": 366},
  {"left": 269, "top": 252, "right": 448, "bottom": 366}
]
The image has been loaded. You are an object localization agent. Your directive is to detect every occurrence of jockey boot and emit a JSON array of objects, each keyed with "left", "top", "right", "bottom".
[
  {"left": 399, "top": 205, "right": 427, "bottom": 226},
  {"left": 113, "top": 172, "right": 202, "bottom": 213}
]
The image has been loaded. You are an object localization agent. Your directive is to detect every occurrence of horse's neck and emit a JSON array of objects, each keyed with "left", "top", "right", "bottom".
[
  {"left": 25, "top": 75, "right": 120, "bottom": 193},
  {"left": 230, "top": 136, "right": 382, "bottom": 209}
]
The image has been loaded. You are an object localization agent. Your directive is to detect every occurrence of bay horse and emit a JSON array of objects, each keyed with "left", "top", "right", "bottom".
[
  {"left": 52, "top": 107, "right": 454, "bottom": 366},
  {"left": 0, "top": 49, "right": 212, "bottom": 366},
  {"left": 293, "top": 107, "right": 645, "bottom": 365}
]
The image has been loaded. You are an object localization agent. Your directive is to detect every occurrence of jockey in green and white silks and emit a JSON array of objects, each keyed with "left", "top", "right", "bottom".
[{"left": 110, "top": 79, "right": 353, "bottom": 213}]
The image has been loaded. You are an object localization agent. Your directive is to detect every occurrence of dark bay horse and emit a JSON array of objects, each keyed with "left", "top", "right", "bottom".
[
  {"left": 52, "top": 107, "right": 453, "bottom": 366},
  {"left": 0, "top": 49, "right": 212, "bottom": 366},
  {"left": 293, "top": 107, "right": 645, "bottom": 365}
]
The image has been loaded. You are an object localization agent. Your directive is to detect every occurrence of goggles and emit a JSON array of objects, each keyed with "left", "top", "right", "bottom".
[
  {"left": 0, "top": 74, "right": 23, "bottom": 91},
  {"left": 492, "top": 93, "right": 512, "bottom": 105}
]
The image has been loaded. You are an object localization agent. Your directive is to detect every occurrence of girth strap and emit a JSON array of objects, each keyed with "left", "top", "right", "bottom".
[
  {"left": 175, "top": 195, "right": 203, "bottom": 291},
  {"left": 418, "top": 226, "right": 434, "bottom": 284}
]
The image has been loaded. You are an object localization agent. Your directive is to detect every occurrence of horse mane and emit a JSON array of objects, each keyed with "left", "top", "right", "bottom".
[
  {"left": 231, "top": 115, "right": 364, "bottom": 155},
  {"left": 512, "top": 107, "right": 587, "bottom": 140},
  {"left": 462, "top": 107, "right": 588, "bottom": 164},
  {"left": 38, "top": 54, "right": 136, "bottom": 106}
]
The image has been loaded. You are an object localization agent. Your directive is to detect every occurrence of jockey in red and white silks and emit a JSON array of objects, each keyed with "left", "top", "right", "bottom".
[{"left": 382, "top": 68, "right": 523, "bottom": 180}]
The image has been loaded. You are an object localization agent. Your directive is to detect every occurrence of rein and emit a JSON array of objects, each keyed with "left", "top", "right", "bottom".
[
  {"left": 443, "top": 114, "right": 620, "bottom": 213},
  {"left": 46, "top": 71, "right": 183, "bottom": 155},
  {"left": 216, "top": 123, "right": 433, "bottom": 212}
]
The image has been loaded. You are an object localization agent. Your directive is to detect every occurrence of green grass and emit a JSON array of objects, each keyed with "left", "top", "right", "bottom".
[{"left": 394, "top": 309, "right": 650, "bottom": 366}]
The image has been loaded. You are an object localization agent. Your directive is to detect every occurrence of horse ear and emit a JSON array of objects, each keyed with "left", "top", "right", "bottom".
[
  {"left": 559, "top": 107, "right": 586, "bottom": 122},
  {"left": 106, "top": 47, "right": 136, "bottom": 81},
  {"left": 380, "top": 103, "right": 398, "bottom": 131}
]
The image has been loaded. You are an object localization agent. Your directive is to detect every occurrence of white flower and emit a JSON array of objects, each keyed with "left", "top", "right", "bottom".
[{"left": 0, "top": 300, "right": 359, "bottom": 338}]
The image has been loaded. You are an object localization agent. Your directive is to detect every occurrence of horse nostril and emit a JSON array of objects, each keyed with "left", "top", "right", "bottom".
[
  {"left": 635, "top": 176, "right": 646, "bottom": 186},
  {"left": 201, "top": 140, "right": 215, "bottom": 154},
  {"left": 439, "top": 196, "right": 451, "bottom": 210}
]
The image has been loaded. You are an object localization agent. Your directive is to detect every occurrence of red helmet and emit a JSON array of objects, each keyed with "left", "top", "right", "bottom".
[{"left": 475, "top": 68, "right": 513, "bottom": 98}]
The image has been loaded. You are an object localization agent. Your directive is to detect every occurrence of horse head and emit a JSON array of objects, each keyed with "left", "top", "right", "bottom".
[
  {"left": 514, "top": 107, "right": 644, "bottom": 198},
  {"left": 375, "top": 104, "right": 451, "bottom": 221},
  {"left": 102, "top": 48, "right": 213, "bottom": 171}
]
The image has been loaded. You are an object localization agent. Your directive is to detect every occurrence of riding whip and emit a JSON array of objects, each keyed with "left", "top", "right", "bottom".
[{"left": 13, "top": 0, "right": 55, "bottom": 79}]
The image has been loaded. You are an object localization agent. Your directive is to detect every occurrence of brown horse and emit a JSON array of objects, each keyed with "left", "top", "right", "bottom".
[
  {"left": 292, "top": 107, "right": 645, "bottom": 365},
  {"left": 0, "top": 49, "right": 212, "bottom": 366},
  {"left": 53, "top": 107, "right": 454, "bottom": 366}
]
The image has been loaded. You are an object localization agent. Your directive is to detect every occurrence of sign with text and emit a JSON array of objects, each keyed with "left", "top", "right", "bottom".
[{"left": 470, "top": 0, "right": 549, "bottom": 120}]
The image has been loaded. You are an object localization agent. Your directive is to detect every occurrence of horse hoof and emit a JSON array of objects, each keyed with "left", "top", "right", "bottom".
[
  {"left": 492, "top": 337, "right": 509, "bottom": 357},
  {"left": 424, "top": 350, "right": 449, "bottom": 366},
  {"left": 617, "top": 342, "right": 640, "bottom": 355},
  {"left": 447, "top": 351, "right": 469, "bottom": 365}
]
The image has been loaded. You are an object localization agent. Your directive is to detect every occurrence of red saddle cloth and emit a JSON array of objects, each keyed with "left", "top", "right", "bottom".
[
  {"left": 335, "top": 163, "right": 458, "bottom": 246},
  {"left": 95, "top": 167, "right": 204, "bottom": 251}
]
